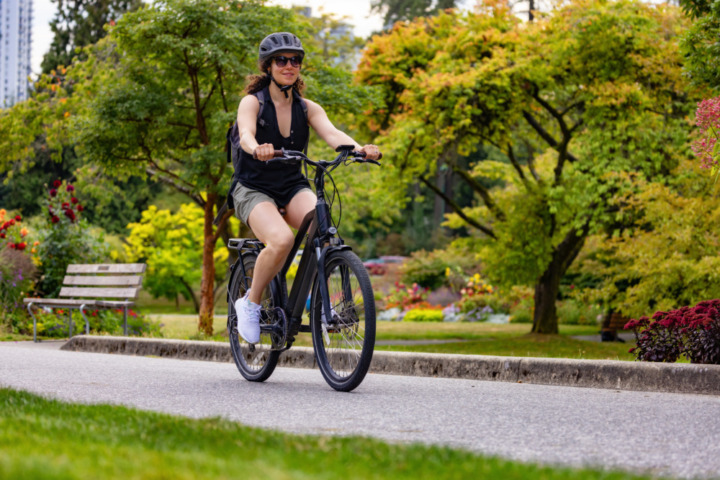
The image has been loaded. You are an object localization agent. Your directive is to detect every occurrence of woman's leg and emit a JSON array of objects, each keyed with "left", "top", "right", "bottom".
[
  {"left": 246, "top": 202, "right": 295, "bottom": 305},
  {"left": 245, "top": 189, "right": 314, "bottom": 304},
  {"left": 284, "top": 189, "right": 316, "bottom": 230}
]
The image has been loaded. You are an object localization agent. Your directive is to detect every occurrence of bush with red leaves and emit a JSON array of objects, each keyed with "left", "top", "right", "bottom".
[{"left": 626, "top": 300, "right": 720, "bottom": 364}]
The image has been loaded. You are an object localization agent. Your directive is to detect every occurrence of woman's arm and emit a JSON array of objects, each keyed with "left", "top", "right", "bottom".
[
  {"left": 237, "top": 95, "right": 276, "bottom": 161},
  {"left": 306, "top": 99, "right": 380, "bottom": 160}
]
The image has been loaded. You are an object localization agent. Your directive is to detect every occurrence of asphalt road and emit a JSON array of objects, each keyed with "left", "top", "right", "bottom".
[{"left": 2, "top": 342, "right": 719, "bottom": 479}]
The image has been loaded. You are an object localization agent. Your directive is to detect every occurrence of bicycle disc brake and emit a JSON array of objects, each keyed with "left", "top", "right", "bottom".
[{"left": 260, "top": 306, "right": 288, "bottom": 351}]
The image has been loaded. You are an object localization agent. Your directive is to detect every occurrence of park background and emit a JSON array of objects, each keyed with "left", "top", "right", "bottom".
[{"left": 1, "top": 0, "right": 719, "bottom": 364}]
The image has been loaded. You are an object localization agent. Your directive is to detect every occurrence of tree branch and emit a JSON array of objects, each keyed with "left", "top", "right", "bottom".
[
  {"left": 451, "top": 166, "right": 505, "bottom": 221},
  {"left": 146, "top": 167, "right": 204, "bottom": 206},
  {"left": 419, "top": 176, "right": 496, "bottom": 238}
]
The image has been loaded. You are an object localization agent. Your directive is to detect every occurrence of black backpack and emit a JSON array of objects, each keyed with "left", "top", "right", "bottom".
[{"left": 214, "top": 88, "right": 308, "bottom": 226}]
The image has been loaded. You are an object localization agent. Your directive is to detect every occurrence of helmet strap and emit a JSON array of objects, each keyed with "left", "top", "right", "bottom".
[{"left": 269, "top": 73, "right": 292, "bottom": 99}]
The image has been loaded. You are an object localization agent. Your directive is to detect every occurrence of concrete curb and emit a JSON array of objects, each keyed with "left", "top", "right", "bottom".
[{"left": 61, "top": 335, "right": 720, "bottom": 396}]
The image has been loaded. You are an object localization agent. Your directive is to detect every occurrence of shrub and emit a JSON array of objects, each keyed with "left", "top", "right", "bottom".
[
  {"left": 557, "top": 300, "right": 603, "bottom": 326},
  {"left": 400, "top": 246, "right": 479, "bottom": 290},
  {"left": 36, "top": 180, "right": 108, "bottom": 296},
  {"left": 403, "top": 309, "right": 444, "bottom": 322},
  {"left": 0, "top": 248, "right": 37, "bottom": 331},
  {"left": 18, "top": 308, "right": 162, "bottom": 338},
  {"left": 509, "top": 296, "right": 534, "bottom": 324},
  {"left": 383, "top": 282, "right": 432, "bottom": 311},
  {"left": 626, "top": 299, "right": 720, "bottom": 364}
]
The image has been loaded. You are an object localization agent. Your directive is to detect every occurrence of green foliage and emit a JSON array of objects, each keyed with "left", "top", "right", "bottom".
[
  {"left": 403, "top": 308, "right": 444, "bottom": 322},
  {"left": 35, "top": 180, "right": 109, "bottom": 297},
  {"left": 572, "top": 161, "right": 720, "bottom": 319},
  {"left": 679, "top": 0, "right": 720, "bottom": 90},
  {"left": 19, "top": 308, "right": 161, "bottom": 338},
  {"left": 557, "top": 300, "right": 602, "bottom": 326},
  {"left": 357, "top": 0, "right": 698, "bottom": 332},
  {"left": 370, "top": 0, "right": 459, "bottom": 28},
  {"left": 400, "top": 245, "right": 480, "bottom": 290},
  {"left": 124, "top": 204, "right": 233, "bottom": 311},
  {"left": 0, "top": 249, "right": 36, "bottom": 329},
  {"left": 41, "top": 0, "right": 143, "bottom": 74}
]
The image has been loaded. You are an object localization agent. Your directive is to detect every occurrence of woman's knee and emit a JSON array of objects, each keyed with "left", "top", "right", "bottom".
[{"left": 265, "top": 230, "right": 294, "bottom": 254}]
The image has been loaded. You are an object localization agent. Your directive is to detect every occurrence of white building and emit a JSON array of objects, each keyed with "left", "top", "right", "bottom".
[{"left": 0, "top": 0, "right": 32, "bottom": 108}]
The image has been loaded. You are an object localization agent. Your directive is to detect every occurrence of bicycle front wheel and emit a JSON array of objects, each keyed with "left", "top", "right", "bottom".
[
  {"left": 311, "top": 250, "right": 376, "bottom": 392},
  {"left": 228, "top": 252, "right": 281, "bottom": 382}
]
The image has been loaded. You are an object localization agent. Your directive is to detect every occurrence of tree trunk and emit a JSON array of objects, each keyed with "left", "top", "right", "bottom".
[
  {"left": 531, "top": 228, "right": 587, "bottom": 334},
  {"left": 198, "top": 192, "right": 218, "bottom": 335}
]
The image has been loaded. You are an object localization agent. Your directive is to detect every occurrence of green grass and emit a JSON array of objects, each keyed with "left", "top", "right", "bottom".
[
  {"left": 151, "top": 315, "right": 634, "bottom": 361},
  {"left": 0, "top": 388, "right": 648, "bottom": 480}
]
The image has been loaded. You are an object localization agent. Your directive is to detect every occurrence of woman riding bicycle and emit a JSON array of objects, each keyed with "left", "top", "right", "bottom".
[{"left": 233, "top": 32, "right": 380, "bottom": 344}]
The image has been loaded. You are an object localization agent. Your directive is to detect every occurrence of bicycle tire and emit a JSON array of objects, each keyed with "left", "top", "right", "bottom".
[
  {"left": 228, "top": 252, "right": 281, "bottom": 382},
  {"left": 310, "top": 250, "right": 376, "bottom": 392}
]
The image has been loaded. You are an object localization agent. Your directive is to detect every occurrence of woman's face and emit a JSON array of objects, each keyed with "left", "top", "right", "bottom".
[{"left": 270, "top": 51, "right": 302, "bottom": 86}]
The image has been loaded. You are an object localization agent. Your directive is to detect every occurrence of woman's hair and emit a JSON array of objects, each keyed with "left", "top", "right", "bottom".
[{"left": 244, "top": 58, "right": 306, "bottom": 96}]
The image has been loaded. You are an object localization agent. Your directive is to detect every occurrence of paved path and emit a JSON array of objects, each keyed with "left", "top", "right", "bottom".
[{"left": 1, "top": 342, "right": 719, "bottom": 479}]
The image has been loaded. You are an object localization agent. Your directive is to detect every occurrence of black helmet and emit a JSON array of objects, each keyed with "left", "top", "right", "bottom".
[{"left": 259, "top": 32, "right": 305, "bottom": 62}]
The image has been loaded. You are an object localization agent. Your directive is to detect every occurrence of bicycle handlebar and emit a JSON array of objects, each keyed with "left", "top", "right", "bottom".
[{"left": 253, "top": 148, "right": 382, "bottom": 165}]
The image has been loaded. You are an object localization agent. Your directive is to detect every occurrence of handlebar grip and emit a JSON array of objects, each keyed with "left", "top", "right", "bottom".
[
  {"left": 253, "top": 149, "right": 284, "bottom": 160},
  {"left": 353, "top": 151, "right": 383, "bottom": 161}
]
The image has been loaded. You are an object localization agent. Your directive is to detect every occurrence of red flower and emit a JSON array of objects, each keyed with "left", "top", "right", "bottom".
[
  {"left": 0, "top": 233, "right": 4, "bottom": 239},
  {"left": 51, "top": 215, "right": 60, "bottom": 224},
  {"left": 62, "top": 202, "right": 69, "bottom": 209},
  {"left": 67, "top": 185, "right": 75, "bottom": 192},
  {"left": 77, "top": 205, "right": 84, "bottom": 212},
  {"left": 8, "top": 219, "right": 14, "bottom": 226},
  {"left": 64, "top": 210, "right": 76, "bottom": 222},
  {"left": 16, "top": 242, "right": 26, "bottom": 251},
  {"left": 14, "top": 215, "right": 21, "bottom": 221},
  {"left": 53, "top": 180, "right": 62, "bottom": 188},
  {"left": 71, "top": 197, "right": 78, "bottom": 204},
  {"left": 8, "top": 243, "right": 15, "bottom": 249},
  {"left": 50, "top": 189, "right": 57, "bottom": 197}
]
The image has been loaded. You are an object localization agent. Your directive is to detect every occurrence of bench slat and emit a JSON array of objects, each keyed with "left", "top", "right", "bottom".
[
  {"left": 24, "top": 298, "right": 99, "bottom": 306},
  {"left": 59, "top": 287, "right": 140, "bottom": 299},
  {"left": 63, "top": 275, "right": 143, "bottom": 287},
  {"left": 66, "top": 264, "right": 146, "bottom": 274}
]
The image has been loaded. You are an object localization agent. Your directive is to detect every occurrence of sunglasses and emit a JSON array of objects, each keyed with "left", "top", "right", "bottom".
[{"left": 274, "top": 55, "right": 302, "bottom": 68}]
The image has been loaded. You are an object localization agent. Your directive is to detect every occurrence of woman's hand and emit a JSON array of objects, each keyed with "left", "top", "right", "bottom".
[
  {"left": 253, "top": 143, "right": 276, "bottom": 161},
  {"left": 359, "top": 144, "right": 381, "bottom": 160}
]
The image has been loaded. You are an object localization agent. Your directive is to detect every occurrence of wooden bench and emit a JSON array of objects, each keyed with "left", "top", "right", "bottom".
[{"left": 23, "top": 263, "right": 146, "bottom": 342}]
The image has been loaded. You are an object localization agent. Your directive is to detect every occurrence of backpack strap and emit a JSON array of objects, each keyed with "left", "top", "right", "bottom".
[
  {"left": 292, "top": 89, "right": 309, "bottom": 154},
  {"left": 256, "top": 88, "right": 267, "bottom": 128}
]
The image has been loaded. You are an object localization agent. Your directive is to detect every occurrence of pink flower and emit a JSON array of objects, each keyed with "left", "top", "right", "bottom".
[{"left": 66, "top": 185, "right": 75, "bottom": 192}]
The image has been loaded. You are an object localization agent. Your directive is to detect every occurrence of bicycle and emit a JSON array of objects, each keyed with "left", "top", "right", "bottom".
[{"left": 226, "top": 145, "right": 381, "bottom": 392}]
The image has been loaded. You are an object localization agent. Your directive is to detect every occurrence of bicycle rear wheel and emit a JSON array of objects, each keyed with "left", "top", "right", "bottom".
[
  {"left": 311, "top": 250, "right": 376, "bottom": 392},
  {"left": 228, "top": 253, "right": 281, "bottom": 382}
]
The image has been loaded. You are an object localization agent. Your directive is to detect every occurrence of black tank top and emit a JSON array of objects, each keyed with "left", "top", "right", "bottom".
[{"left": 237, "top": 87, "right": 311, "bottom": 207}]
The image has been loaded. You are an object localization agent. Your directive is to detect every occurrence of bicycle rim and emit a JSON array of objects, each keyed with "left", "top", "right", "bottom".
[
  {"left": 228, "top": 253, "right": 280, "bottom": 382},
  {"left": 311, "top": 250, "right": 375, "bottom": 391}
]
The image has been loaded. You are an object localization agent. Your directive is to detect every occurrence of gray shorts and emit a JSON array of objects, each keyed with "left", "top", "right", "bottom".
[{"left": 232, "top": 183, "right": 313, "bottom": 226}]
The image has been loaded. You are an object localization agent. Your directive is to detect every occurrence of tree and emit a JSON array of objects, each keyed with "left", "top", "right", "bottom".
[
  {"left": 572, "top": 160, "right": 720, "bottom": 318},
  {"left": 370, "top": 0, "right": 460, "bottom": 27},
  {"left": 125, "top": 204, "right": 232, "bottom": 312},
  {"left": 41, "top": 0, "right": 143, "bottom": 74},
  {"left": 356, "top": 0, "right": 698, "bottom": 333}
]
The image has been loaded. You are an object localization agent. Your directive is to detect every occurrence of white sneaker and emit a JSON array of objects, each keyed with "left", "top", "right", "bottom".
[{"left": 234, "top": 293, "right": 261, "bottom": 344}]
